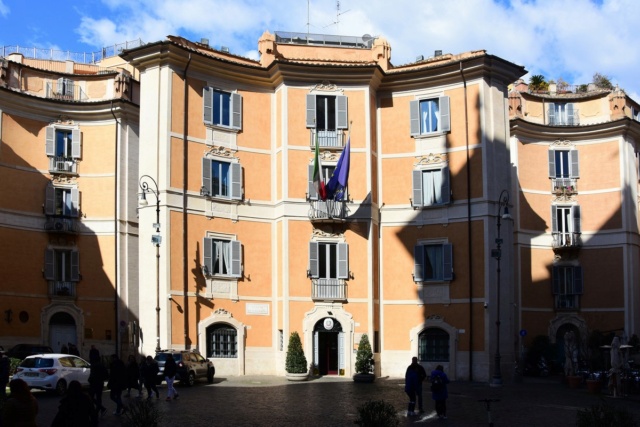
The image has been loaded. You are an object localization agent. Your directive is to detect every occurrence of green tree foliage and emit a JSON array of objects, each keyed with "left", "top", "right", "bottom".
[
  {"left": 593, "top": 72, "right": 614, "bottom": 90},
  {"left": 529, "top": 74, "right": 548, "bottom": 92},
  {"left": 285, "top": 331, "right": 307, "bottom": 373},
  {"left": 355, "top": 334, "right": 374, "bottom": 374}
]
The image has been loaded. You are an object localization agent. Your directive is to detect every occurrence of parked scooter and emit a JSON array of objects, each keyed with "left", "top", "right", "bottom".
[{"left": 524, "top": 356, "right": 549, "bottom": 377}]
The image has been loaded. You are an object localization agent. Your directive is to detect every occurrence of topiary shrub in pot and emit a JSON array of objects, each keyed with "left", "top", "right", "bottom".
[
  {"left": 285, "top": 331, "right": 308, "bottom": 381},
  {"left": 353, "top": 333, "right": 375, "bottom": 383}
]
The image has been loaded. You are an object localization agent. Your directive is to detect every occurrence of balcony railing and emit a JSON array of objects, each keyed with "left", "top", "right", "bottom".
[
  {"left": 308, "top": 199, "right": 347, "bottom": 221},
  {"left": 551, "top": 178, "right": 578, "bottom": 194},
  {"left": 555, "top": 294, "right": 579, "bottom": 310},
  {"left": 552, "top": 232, "right": 582, "bottom": 249},
  {"left": 45, "top": 82, "right": 88, "bottom": 102},
  {"left": 48, "top": 281, "right": 76, "bottom": 299},
  {"left": 275, "top": 31, "right": 374, "bottom": 49},
  {"left": 312, "top": 278, "right": 347, "bottom": 302},
  {"left": 309, "top": 129, "right": 346, "bottom": 148},
  {"left": 49, "top": 156, "right": 78, "bottom": 174},
  {"left": 44, "top": 217, "right": 79, "bottom": 233}
]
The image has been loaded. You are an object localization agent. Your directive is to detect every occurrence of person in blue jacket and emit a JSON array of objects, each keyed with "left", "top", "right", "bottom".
[{"left": 430, "top": 365, "right": 450, "bottom": 419}]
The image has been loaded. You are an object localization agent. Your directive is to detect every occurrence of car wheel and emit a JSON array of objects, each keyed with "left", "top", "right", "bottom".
[
  {"left": 185, "top": 371, "right": 195, "bottom": 387},
  {"left": 56, "top": 380, "right": 67, "bottom": 396},
  {"left": 207, "top": 368, "right": 214, "bottom": 384}
]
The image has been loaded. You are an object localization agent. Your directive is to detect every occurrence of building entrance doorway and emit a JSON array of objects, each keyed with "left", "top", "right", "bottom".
[
  {"left": 49, "top": 311, "right": 77, "bottom": 352},
  {"left": 313, "top": 317, "right": 343, "bottom": 376}
]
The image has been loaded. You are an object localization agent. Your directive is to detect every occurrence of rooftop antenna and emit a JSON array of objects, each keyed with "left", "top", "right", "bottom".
[
  {"left": 307, "top": 0, "right": 310, "bottom": 36},
  {"left": 324, "top": 0, "right": 350, "bottom": 32}
]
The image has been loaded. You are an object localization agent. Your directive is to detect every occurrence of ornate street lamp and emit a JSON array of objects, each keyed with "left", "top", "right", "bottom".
[
  {"left": 139, "top": 175, "right": 161, "bottom": 353},
  {"left": 491, "top": 189, "right": 512, "bottom": 386}
]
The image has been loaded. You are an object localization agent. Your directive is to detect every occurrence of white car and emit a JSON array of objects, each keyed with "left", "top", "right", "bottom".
[{"left": 13, "top": 353, "right": 91, "bottom": 395}]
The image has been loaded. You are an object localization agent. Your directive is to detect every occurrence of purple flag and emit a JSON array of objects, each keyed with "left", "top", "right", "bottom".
[{"left": 326, "top": 137, "right": 350, "bottom": 200}]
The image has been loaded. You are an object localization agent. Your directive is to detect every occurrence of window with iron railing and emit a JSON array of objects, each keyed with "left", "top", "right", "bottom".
[
  {"left": 45, "top": 126, "right": 81, "bottom": 173},
  {"left": 553, "top": 266, "right": 583, "bottom": 310},
  {"left": 311, "top": 278, "right": 347, "bottom": 301},
  {"left": 207, "top": 324, "right": 237, "bottom": 358},
  {"left": 548, "top": 103, "right": 579, "bottom": 126},
  {"left": 418, "top": 328, "right": 450, "bottom": 362}
]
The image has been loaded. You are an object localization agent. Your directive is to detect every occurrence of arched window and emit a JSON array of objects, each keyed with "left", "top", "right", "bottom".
[
  {"left": 206, "top": 323, "right": 237, "bottom": 358},
  {"left": 418, "top": 328, "right": 449, "bottom": 362}
]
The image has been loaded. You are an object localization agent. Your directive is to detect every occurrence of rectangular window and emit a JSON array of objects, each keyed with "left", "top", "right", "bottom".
[
  {"left": 551, "top": 205, "right": 581, "bottom": 247},
  {"left": 414, "top": 243, "right": 453, "bottom": 282},
  {"left": 202, "top": 158, "right": 242, "bottom": 200},
  {"left": 45, "top": 184, "right": 79, "bottom": 217},
  {"left": 548, "top": 102, "right": 578, "bottom": 126},
  {"left": 552, "top": 266, "right": 583, "bottom": 309},
  {"left": 410, "top": 96, "right": 451, "bottom": 136},
  {"left": 203, "top": 237, "right": 242, "bottom": 278},
  {"left": 307, "top": 164, "right": 336, "bottom": 200},
  {"left": 308, "top": 241, "right": 349, "bottom": 280},
  {"left": 45, "top": 127, "right": 81, "bottom": 173},
  {"left": 203, "top": 87, "right": 242, "bottom": 130},
  {"left": 44, "top": 249, "right": 80, "bottom": 282},
  {"left": 412, "top": 167, "right": 450, "bottom": 207}
]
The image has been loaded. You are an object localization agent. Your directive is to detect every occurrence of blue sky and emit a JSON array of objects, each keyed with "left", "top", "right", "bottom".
[{"left": 1, "top": 0, "right": 639, "bottom": 100}]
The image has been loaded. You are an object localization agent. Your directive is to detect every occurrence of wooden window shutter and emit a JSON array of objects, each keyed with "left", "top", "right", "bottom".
[
  {"left": 230, "top": 240, "right": 242, "bottom": 278},
  {"left": 70, "top": 250, "right": 80, "bottom": 281},
  {"left": 308, "top": 241, "right": 319, "bottom": 278},
  {"left": 337, "top": 242, "right": 349, "bottom": 279},
  {"left": 409, "top": 100, "right": 420, "bottom": 136},
  {"left": 231, "top": 92, "right": 242, "bottom": 130},
  {"left": 230, "top": 162, "right": 242, "bottom": 200},
  {"left": 306, "top": 94, "right": 316, "bottom": 128},
  {"left": 413, "top": 245, "right": 424, "bottom": 282},
  {"left": 45, "top": 127, "right": 56, "bottom": 156},
  {"left": 44, "top": 249, "right": 55, "bottom": 280},
  {"left": 336, "top": 95, "right": 348, "bottom": 129},
  {"left": 412, "top": 170, "right": 423, "bottom": 207},
  {"left": 442, "top": 243, "right": 453, "bottom": 281},
  {"left": 203, "top": 87, "right": 213, "bottom": 124},
  {"left": 439, "top": 96, "right": 451, "bottom": 132},
  {"left": 71, "top": 129, "right": 81, "bottom": 159}
]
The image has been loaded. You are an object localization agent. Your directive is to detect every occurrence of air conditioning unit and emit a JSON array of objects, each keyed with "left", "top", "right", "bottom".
[
  {"left": 56, "top": 161, "right": 68, "bottom": 172},
  {"left": 53, "top": 218, "right": 67, "bottom": 231}
]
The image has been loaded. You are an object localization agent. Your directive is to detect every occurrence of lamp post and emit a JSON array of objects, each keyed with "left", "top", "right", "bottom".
[
  {"left": 139, "top": 175, "right": 161, "bottom": 353},
  {"left": 491, "top": 189, "right": 512, "bottom": 386}
]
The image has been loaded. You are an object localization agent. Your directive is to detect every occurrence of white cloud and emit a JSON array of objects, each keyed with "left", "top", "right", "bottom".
[
  {"left": 71, "top": 0, "right": 640, "bottom": 97},
  {"left": 0, "top": 0, "right": 9, "bottom": 17}
]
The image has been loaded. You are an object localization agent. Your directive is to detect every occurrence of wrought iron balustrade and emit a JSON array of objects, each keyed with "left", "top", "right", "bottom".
[{"left": 49, "top": 281, "right": 76, "bottom": 299}]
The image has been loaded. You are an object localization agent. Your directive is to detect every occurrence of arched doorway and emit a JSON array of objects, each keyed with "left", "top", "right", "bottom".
[
  {"left": 313, "top": 317, "right": 343, "bottom": 375},
  {"left": 49, "top": 312, "right": 77, "bottom": 353}
]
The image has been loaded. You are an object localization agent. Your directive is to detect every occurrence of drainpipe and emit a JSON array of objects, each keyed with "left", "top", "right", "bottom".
[
  {"left": 460, "top": 62, "right": 473, "bottom": 381},
  {"left": 110, "top": 101, "right": 120, "bottom": 357},
  {"left": 182, "top": 54, "right": 192, "bottom": 350}
]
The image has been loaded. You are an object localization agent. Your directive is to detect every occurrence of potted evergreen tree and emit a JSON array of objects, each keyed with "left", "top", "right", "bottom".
[
  {"left": 353, "top": 334, "right": 375, "bottom": 383},
  {"left": 285, "top": 331, "right": 308, "bottom": 381}
]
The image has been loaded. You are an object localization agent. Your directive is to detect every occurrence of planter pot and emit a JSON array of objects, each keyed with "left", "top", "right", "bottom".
[
  {"left": 586, "top": 380, "right": 601, "bottom": 394},
  {"left": 567, "top": 375, "right": 582, "bottom": 389},
  {"left": 286, "top": 372, "right": 309, "bottom": 382},
  {"left": 353, "top": 373, "right": 376, "bottom": 383}
]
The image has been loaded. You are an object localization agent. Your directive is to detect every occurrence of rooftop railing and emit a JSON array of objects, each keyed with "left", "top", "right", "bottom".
[{"left": 0, "top": 39, "right": 144, "bottom": 64}]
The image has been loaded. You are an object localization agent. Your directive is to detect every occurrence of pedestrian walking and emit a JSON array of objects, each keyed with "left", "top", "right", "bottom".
[
  {"left": 430, "top": 364, "right": 450, "bottom": 419},
  {"left": 0, "top": 349, "right": 10, "bottom": 400},
  {"left": 138, "top": 355, "right": 147, "bottom": 398},
  {"left": 125, "top": 354, "right": 141, "bottom": 398},
  {"left": 408, "top": 356, "right": 427, "bottom": 413},
  {"left": 51, "top": 380, "right": 98, "bottom": 427},
  {"left": 68, "top": 342, "right": 80, "bottom": 356},
  {"left": 164, "top": 354, "right": 179, "bottom": 401},
  {"left": 108, "top": 353, "right": 128, "bottom": 415},
  {"left": 89, "top": 344, "right": 100, "bottom": 362},
  {"left": 88, "top": 354, "right": 109, "bottom": 417},
  {"left": 404, "top": 357, "right": 420, "bottom": 416},
  {"left": 143, "top": 355, "right": 160, "bottom": 399},
  {"left": 1, "top": 378, "right": 38, "bottom": 427}
]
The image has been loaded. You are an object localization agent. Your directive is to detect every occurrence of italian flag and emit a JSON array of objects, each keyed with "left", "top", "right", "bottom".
[{"left": 312, "top": 132, "right": 327, "bottom": 200}]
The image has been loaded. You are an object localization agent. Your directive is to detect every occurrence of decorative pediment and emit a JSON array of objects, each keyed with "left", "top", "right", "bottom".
[
  {"left": 311, "top": 228, "right": 342, "bottom": 239},
  {"left": 311, "top": 81, "right": 342, "bottom": 93},
  {"left": 426, "top": 314, "right": 444, "bottom": 321},
  {"left": 317, "top": 151, "right": 340, "bottom": 162},
  {"left": 551, "top": 140, "right": 574, "bottom": 148},
  {"left": 415, "top": 153, "right": 448, "bottom": 166},
  {"left": 52, "top": 175, "right": 77, "bottom": 185},
  {"left": 205, "top": 146, "right": 235, "bottom": 159},
  {"left": 213, "top": 308, "right": 233, "bottom": 317}
]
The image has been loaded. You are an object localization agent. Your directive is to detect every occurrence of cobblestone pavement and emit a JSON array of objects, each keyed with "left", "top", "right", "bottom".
[{"left": 33, "top": 375, "right": 640, "bottom": 426}]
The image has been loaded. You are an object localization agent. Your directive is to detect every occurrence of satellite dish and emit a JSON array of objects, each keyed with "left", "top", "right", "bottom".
[{"left": 362, "top": 34, "right": 373, "bottom": 48}]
